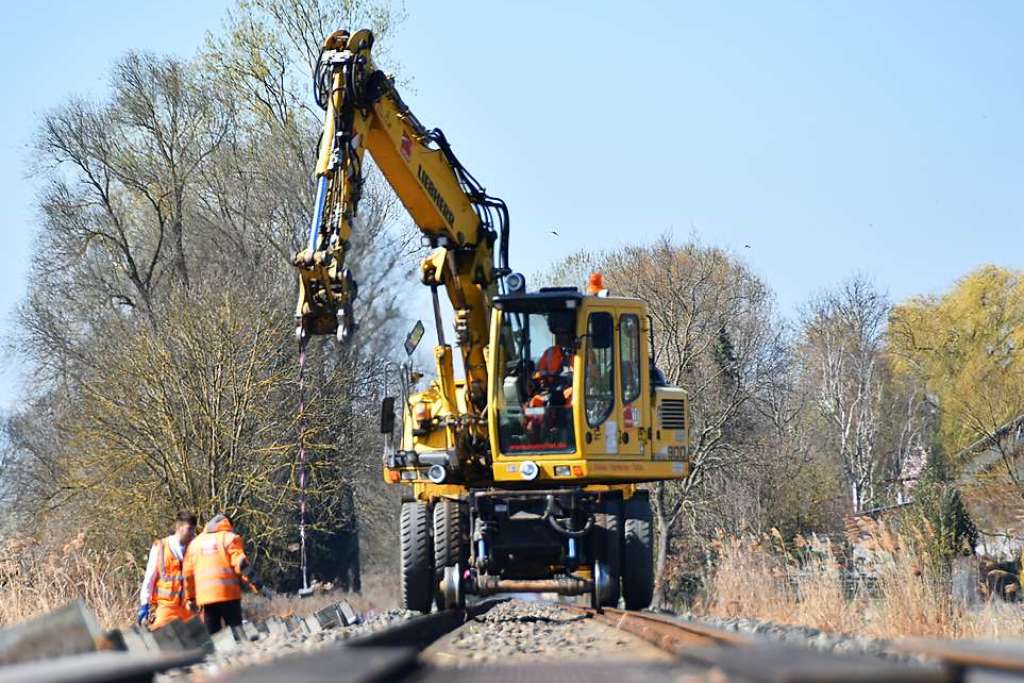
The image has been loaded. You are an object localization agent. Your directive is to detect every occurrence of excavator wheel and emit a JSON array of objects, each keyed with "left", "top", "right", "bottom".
[
  {"left": 400, "top": 501, "right": 434, "bottom": 613},
  {"left": 622, "top": 491, "right": 654, "bottom": 610},
  {"left": 593, "top": 498, "right": 622, "bottom": 607},
  {"left": 433, "top": 498, "right": 468, "bottom": 610}
]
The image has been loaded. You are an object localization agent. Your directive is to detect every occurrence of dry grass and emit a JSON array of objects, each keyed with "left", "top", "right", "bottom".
[
  {"left": 243, "top": 571, "right": 398, "bottom": 622},
  {"left": 700, "top": 529, "right": 859, "bottom": 633},
  {"left": 0, "top": 532, "right": 400, "bottom": 631},
  {"left": 699, "top": 525, "right": 1024, "bottom": 640},
  {"left": 0, "top": 533, "right": 139, "bottom": 630}
]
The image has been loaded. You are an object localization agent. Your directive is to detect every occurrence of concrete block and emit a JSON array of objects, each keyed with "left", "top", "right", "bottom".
[
  {"left": 285, "top": 616, "right": 307, "bottom": 634},
  {"left": 337, "top": 601, "right": 358, "bottom": 626},
  {"left": 178, "top": 617, "right": 213, "bottom": 652},
  {"left": 240, "top": 621, "right": 260, "bottom": 642},
  {"left": 302, "top": 614, "right": 322, "bottom": 633},
  {"left": 118, "top": 627, "right": 159, "bottom": 655},
  {"left": 314, "top": 605, "right": 342, "bottom": 630},
  {"left": 149, "top": 617, "right": 211, "bottom": 653},
  {"left": 265, "top": 619, "right": 288, "bottom": 637},
  {"left": 150, "top": 624, "right": 181, "bottom": 652},
  {"left": 0, "top": 600, "right": 103, "bottom": 665},
  {"left": 211, "top": 626, "right": 241, "bottom": 655}
]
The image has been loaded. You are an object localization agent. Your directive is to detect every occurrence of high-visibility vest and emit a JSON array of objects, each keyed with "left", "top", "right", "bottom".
[
  {"left": 186, "top": 530, "right": 245, "bottom": 605},
  {"left": 537, "top": 346, "right": 569, "bottom": 376},
  {"left": 151, "top": 536, "right": 186, "bottom": 608}
]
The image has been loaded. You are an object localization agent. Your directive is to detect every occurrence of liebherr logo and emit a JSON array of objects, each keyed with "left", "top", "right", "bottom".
[{"left": 417, "top": 165, "right": 455, "bottom": 227}]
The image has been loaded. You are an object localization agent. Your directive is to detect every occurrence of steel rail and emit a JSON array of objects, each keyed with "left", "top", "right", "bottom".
[
  {"left": 557, "top": 604, "right": 753, "bottom": 652},
  {"left": 559, "top": 602, "right": 1024, "bottom": 683},
  {"left": 893, "top": 637, "right": 1024, "bottom": 676}
]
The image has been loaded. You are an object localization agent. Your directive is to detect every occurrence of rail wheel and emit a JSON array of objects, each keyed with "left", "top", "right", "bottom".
[
  {"left": 433, "top": 498, "right": 467, "bottom": 610},
  {"left": 593, "top": 498, "right": 622, "bottom": 607},
  {"left": 622, "top": 490, "right": 654, "bottom": 610},
  {"left": 400, "top": 500, "right": 434, "bottom": 613}
]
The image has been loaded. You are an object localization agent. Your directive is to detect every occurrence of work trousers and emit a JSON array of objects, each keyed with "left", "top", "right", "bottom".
[
  {"left": 150, "top": 603, "right": 192, "bottom": 630},
  {"left": 201, "top": 599, "right": 243, "bottom": 634}
]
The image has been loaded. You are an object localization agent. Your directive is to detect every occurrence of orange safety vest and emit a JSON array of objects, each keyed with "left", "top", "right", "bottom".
[
  {"left": 152, "top": 537, "right": 186, "bottom": 608},
  {"left": 537, "top": 346, "right": 569, "bottom": 376},
  {"left": 149, "top": 536, "right": 193, "bottom": 629},
  {"left": 185, "top": 525, "right": 247, "bottom": 606}
]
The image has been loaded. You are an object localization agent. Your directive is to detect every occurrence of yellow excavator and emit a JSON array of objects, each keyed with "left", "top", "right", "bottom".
[{"left": 294, "top": 29, "right": 691, "bottom": 611}]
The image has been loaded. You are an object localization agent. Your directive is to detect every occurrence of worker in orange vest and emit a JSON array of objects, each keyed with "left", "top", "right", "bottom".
[
  {"left": 184, "top": 513, "right": 265, "bottom": 634},
  {"left": 137, "top": 511, "right": 197, "bottom": 629},
  {"left": 526, "top": 323, "right": 575, "bottom": 439}
]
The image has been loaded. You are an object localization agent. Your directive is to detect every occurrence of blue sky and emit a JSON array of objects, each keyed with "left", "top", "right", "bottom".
[{"left": 1, "top": 1, "right": 1022, "bottom": 409}]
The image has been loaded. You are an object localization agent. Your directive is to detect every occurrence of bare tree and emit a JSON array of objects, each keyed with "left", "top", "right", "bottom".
[
  {"left": 542, "top": 237, "right": 784, "bottom": 606},
  {"left": 5, "top": 0, "right": 411, "bottom": 588},
  {"left": 800, "top": 276, "right": 889, "bottom": 513}
]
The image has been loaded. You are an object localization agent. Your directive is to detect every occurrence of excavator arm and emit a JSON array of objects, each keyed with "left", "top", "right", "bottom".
[{"left": 293, "top": 29, "right": 509, "bottom": 428}]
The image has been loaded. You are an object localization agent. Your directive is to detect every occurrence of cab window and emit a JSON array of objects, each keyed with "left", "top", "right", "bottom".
[
  {"left": 495, "top": 310, "right": 576, "bottom": 453},
  {"left": 585, "top": 312, "right": 615, "bottom": 427},
  {"left": 620, "top": 314, "right": 641, "bottom": 404}
]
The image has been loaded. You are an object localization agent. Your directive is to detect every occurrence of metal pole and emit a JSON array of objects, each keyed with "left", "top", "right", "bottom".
[{"left": 431, "top": 285, "right": 446, "bottom": 346}]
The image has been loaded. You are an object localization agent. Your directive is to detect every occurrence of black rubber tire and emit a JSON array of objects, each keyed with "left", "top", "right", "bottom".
[
  {"left": 400, "top": 501, "right": 434, "bottom": 614},
  {"left": 593, "top": 498, "right": 622, "bottom": 607},
  {"left": 622, "top": 491, "right": 654, "bottom": 610},
  {"left": 433, "top": 498, "right": 467, "bottom": 610}
]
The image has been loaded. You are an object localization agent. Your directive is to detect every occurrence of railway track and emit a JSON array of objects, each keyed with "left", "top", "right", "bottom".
[{"left": 5, "top": 599, "right": 1024, "bottom": 682}]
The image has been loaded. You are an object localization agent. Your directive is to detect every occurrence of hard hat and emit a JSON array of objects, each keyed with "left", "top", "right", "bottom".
[{"left": 587, "top": 272, "right": 608, "bottom": 296}]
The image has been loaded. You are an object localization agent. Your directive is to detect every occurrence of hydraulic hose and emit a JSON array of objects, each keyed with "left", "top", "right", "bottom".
[{"left": 543, "top": 495, "right": 594, "bottom": 538}]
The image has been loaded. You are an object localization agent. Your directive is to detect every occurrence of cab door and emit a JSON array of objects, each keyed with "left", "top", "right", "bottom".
[
  {"left": 581, "top": 309, "right": 618, "bottom": 456},
  {"left": 616, "top": 310, "right": 647, "bottom": 459}
]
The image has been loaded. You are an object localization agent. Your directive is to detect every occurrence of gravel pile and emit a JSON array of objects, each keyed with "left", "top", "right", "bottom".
[{"left": 155, "top": 608, "right": 418, "bottom": 681}]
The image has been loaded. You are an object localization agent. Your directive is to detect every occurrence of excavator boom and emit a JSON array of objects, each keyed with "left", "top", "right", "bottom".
[{"left": 294, "top": 29, "right": 508, "bottom": 425}]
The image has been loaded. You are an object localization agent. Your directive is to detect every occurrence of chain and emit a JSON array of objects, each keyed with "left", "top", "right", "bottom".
[{"left": 297, "top": 338, "right": 311, "bottom": 593}]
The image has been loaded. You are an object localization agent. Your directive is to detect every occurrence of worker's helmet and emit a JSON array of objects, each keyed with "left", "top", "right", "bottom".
[{"left": 587, "top": 272, "right": 609, "bottom": 296}]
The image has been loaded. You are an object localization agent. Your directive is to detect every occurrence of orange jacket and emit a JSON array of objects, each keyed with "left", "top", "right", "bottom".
[
  {"left": 184, "top": 516, "right": 250, "bottom": 606},
  {"left": 151, "top": 536, "right": 187, "bottom": 609}
]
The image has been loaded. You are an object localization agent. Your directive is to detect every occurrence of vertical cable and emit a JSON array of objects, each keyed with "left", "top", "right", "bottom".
[{"left": 297, "top": 338, "right": 311, "bottom": 594}]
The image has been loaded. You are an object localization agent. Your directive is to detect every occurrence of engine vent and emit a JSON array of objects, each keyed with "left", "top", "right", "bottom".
[{"left": 658, "top": 400, "right": 686, "bottom": 430}]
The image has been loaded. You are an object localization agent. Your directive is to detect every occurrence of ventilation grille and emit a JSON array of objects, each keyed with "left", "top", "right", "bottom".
[{"left": 659, "top": 400, "right": 686, "bottom": 430}]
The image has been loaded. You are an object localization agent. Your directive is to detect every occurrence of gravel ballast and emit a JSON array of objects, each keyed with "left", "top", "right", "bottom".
[{"left": 155, "top": 608, "right": 418, "bottom": 681}]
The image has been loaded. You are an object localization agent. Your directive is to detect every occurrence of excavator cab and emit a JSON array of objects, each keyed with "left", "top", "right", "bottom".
[{"left": 487, "top": 282, "right": 690, "bottom": 484}]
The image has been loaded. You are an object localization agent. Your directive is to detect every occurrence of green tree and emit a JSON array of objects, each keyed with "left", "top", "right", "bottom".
[{"left": 890, "top": 265, "right": 1024, "bottom": 495}]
